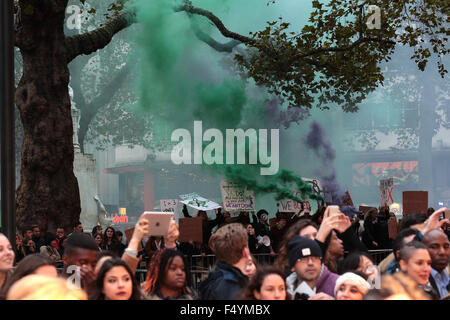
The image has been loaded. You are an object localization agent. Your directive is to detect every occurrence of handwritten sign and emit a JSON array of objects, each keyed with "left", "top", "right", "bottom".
[
  {"left": 178, "top": 217, "right": 203, "bottom": 243},
  {"left": 179, "top": 193, "right": 221, "bottom": 211},
  {"left": 380, "top": 178, "right": 394, "bottom": 207},
  {"left": 278, "top": 190, "right": 306, "bottom": 213},
  {"left": 160, "top": 199, "right": 179, "bottom": 216},
  {"left": 220, "top": 180, "right": 256, "bottom": 211}
]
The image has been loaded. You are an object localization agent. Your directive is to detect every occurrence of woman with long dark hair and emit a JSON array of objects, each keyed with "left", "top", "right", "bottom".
[
  {"left": 102, "top": 227, "right": 120, "bottom": 255},
  {"left": 89, "top": 257, "right": 142, "bottom": 300},
  {"left": 144, "top": 249, "right": 196, "bottom": 300}
]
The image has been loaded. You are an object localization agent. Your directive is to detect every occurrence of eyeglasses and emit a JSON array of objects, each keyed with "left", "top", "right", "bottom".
[{"left": 297, "top": 256, "right": 321, "bottom": 264}]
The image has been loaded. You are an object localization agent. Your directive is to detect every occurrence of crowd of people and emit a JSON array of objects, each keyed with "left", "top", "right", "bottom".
[{"left": 0, "top": 202, "right": 449, "bottom": 300}]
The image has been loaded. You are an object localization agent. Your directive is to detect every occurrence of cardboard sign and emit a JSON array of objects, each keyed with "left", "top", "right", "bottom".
[
  {"left": 380, "top": 178, "right": 394, "bottom": 207},
  {"left": 220, "top": 180, "right": 256, "bottom": 211},
  {"left": 160, "top": 199, "right": 179, "bottom": 215},
  {"left": 388, "top": 217, "right": 399, "bottom": 239},
  {"left": 179, "top": 193, "right": 221, "bottom": 211},
  {"left": 124, "top": 228, "right": 142, "bottom": 251},
  {"left": 278, "top": 190, "right": 307, "bottom": 213},
  {"left": 403, "top": 191, "right": 428, "bottom": 215},
  {"left": 178, "top": 217, "right": 203, "bottom": 243}
]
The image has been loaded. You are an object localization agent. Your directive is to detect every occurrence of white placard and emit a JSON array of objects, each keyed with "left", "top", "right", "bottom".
[
  {"left": 380, "top": 178, "right": 394, "bottom": 207},
  {"left": 220, "top": 180, "right": 256, "bottom": 211},
  {"left": 179, "top": 194, "right": 221, "bottom": 211}
]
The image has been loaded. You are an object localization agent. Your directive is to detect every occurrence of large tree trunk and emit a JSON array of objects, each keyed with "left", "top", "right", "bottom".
[{"left": 15, "top": 0, "right": 80, "bottom": 233}]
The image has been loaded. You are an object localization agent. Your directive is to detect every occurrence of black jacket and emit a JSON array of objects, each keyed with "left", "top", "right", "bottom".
[{"left": 198, "top": 261, "right": 248, "bottom": 300}]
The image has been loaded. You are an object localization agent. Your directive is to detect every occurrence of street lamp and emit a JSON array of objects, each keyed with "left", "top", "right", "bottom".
[{"left": 0, "top": 0, "right": 16, "bottom": 241}]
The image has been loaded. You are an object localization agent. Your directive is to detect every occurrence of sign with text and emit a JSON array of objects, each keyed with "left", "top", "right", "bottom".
[
  {"left": 178, "top": 217, "right": 203, "bottom": 243},
  {"left": 160, "top": 199, "right": 179, "bottom": 215},
  {"left": 278, "top": 178, "right": 321, "bottom": 213},
  {"left": 220, "top": 180, "right": 256, "bottom": 211},
  {"left": 380, "top": 178, "right": 394, "bottom": 207},
  {"left": 179, "top": 193, "right": 221, "bottom": 211},
  {"left": 403, "top": 191, "right": 428, "bottom": 215}
]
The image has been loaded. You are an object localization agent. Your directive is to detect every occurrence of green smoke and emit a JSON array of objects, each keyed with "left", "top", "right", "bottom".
[{"left": 128, "top": 0, "right": 324, "bottom": 209}]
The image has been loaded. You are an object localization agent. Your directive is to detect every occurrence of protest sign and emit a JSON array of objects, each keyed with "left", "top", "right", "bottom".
[
  {"left": 178, "top": 217, "right": 203, "bottom": 243},
  {"left": 403, "top": 191, "right": 428, "bottom": 215},
  {"left": 179, "top": 193, "right": 221, "bottom": 211},
  {"left": 278, "top": 178, "right": 321, "bottom": 213},
  {"left": 220, "top": 180, "right": 256, "bottom": 211},
  {"left": 380, "top": 178, "right": 394, "bottom": 207},
  {"left": 160, "top": 199, "right": 179, "bottom": 217},
  {"left": 342, "top": 191, "right": 354, "bottom": 207}
]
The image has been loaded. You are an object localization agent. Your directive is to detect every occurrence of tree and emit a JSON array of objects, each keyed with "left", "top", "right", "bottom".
[{"left": 13, "top": 0, "right": 448, "bottom": 232}]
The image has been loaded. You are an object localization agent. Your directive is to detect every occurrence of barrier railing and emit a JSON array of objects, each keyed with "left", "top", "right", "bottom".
[{"left": 58, "top": 249, "right": 394, "bottom": 290}]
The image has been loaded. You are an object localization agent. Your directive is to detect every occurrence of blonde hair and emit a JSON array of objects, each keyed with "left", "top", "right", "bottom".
[
  {"left": 381, "top": 273, "right": 430, "bottom": 300},
  {"left": 209, "top": 223, "right": 248, "bottom": 265},
  {"left": 7, "top": 275, "right": 87, "bottom": 300}
]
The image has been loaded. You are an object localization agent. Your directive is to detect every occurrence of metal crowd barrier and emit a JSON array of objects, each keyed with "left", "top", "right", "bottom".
[{"left": 57, "top": 249, "right": 393, "bottom": 290}]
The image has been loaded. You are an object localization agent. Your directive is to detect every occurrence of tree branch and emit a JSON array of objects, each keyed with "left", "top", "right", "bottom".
[
  {"left": 190, "top": 21, "right": 241, "bottom": 53},
  {"left": 175, "top": 2, "right": 254, "bottom": 44},
  {"left": 78, "top": 63, "right": 132, "bottom": 151},
  {"left": 65, "top": 11, "right": 136, "bottom": 63}
]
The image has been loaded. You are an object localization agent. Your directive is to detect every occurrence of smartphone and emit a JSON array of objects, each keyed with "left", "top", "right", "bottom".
[
  {"left": 140, "top": 211, "right": 174, "bottom": 237},
  {"left": 328, "top": 205, "right": 340, "bottom": 217}
]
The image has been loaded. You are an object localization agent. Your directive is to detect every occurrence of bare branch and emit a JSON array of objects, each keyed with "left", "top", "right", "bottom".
[
  {"left": 65, "top": 11, "right": 136, "bottom": 63},
  {"left": 175, "top": 2, "right": 254, "bottom": 44}
]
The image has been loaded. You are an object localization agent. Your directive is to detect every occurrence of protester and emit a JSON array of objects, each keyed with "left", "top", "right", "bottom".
[
  {"left": 14, "top": 234, "right": 26, "bottom": 264},
  {"left": 0, "top": 254, "right": 58, "bottom": 299},
  {"left": 144, "top": 249, "right": 196, "bottom": 300},
  {"left": 422, "top": 230, "right": 450, "bottom": 298},
  {"left": 252, "top": 209, "right": 270, "bottom": 237},
  {"left": 7, "top": 275, "right": 87, "bottom": 300},
  {"left": 286, "top": 235, "right": 338, "bottom": 299},
  {"left": 198, "top": 223, "right": 250, "bottom": 300},
  {"left": 22, "top": 228, "right": 33, "bottom": 242},
  {"left": 362, "top": 208, "right": 381, "bottom": 250},
  {"left": 182, "top": 206, "right": 223, "bottom": 253},
  {"left": 245, "top": 224, "right": 258, "bottom": 254},
  {"left": 239, "top": 265, "right": 289, "bottom": 300},
  {"left": 90, "top": 257, "right": 142, "bottom": 300},
  {"left": 334, "top": 271, "right": 371, "bottom": 300},
  {"left": 0, "top": 234, "right": 15, "bottom": 291},
  {"left": 39, "top": 233, "right": 61, "bottom": 263}
]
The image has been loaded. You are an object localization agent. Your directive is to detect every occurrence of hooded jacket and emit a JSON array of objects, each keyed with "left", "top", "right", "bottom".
[{"left": 198, "top": 261, "right": 248, "bottom": 300}]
